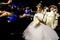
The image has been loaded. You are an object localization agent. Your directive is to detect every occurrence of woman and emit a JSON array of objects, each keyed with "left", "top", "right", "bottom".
[
  {"left": 23, "top": 5, "right": 59, "bottom": 40},
  {"left": 43, "top": 5, "right": 60, "bottom": 29}
]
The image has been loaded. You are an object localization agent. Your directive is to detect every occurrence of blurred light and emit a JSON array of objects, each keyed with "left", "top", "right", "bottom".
[
  {"left": 40, "top": 1, "right": 42, "bottom": 3},
  {"left": 12, "top": 4, "right": 17, "bottom": 8},
  {"left": 31, "top": 18, "right": 33, "bottom": 20},
  {"left": 11, "top": 33, "right": 15, "bottom": 35},
  {"left": 58, "top": 2, "right": 60, "bottom": 5}
]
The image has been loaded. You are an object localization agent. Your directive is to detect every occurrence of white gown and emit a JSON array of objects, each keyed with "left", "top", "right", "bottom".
[
  {"left": 44, "top": 11, "right": 55, "bottom": 29},
  {"left": 43, "top": 11, "right": 60, "bottom": 29},
  {"left": 23, "top": 13, "right": 59, "bottom": 40}
]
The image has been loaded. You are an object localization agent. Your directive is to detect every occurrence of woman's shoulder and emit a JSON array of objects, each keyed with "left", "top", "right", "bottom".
[
  {"left": 34, "top": 13, "right": 43, "bottom": 16},
  {"left": 34, "top": 13, "right": 39, "bottom": 16}
]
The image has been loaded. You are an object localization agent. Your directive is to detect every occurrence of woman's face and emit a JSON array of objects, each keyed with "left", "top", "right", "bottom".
[
  {"left": 36, "top": 7, "right": 42, "bottom": 13},
  {"left": 50, "top": 7, "right": 54, "bottom": 11}
]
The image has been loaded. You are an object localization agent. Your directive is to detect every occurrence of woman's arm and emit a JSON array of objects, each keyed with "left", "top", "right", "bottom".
[
  {"left": 0, "top": 12, "right": 8, "bottom": 17},
  {"left": 19, "top": 14, "right": 27, "bottom": 18},
  {"left": 1, "top": 0, "right": 12, "bottom": 4},
  {"left": 35, "top": 16, "right": 46, "bottom": 25}
]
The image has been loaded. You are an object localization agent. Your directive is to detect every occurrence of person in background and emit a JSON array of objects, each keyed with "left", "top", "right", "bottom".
[
  {"left": 19, "top": 7, "right": 31, "bottom": 18},
  {"left": 1, "top": 0, "right": 12, "bottom": 5}
]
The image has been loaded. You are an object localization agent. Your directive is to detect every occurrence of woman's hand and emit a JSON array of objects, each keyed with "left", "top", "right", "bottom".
[{"left": 19, "top": 14, "right": 27, "bottom": 18}]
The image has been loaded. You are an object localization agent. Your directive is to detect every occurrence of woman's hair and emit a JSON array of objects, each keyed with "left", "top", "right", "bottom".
[
  {"left": 36, "top": 6, "right": 42, "bottom": 13},
  {"left": 49, "top": 5, "right": 57, "bottom": 9},
  {"left": 49, "top": 5, "right": 58, "bottom": 12}
]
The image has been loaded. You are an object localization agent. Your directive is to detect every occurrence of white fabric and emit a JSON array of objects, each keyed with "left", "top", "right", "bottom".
[
  {"left": 43, "top": 11, "right": 59, "bottom": 29},
  {"left": 53, "top": 13, "right": 60, "bottom": 29},
  {"left": 23, "top": 13, "right": 59, "bottom": 40}
]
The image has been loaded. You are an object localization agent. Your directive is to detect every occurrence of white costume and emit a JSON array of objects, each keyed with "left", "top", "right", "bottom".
[
  {"left": 43, "top": 11, "right": 59, "bottom": 29},
  {"left": 53, "top": 12, "right": 60, "bottom": 29},
  {"left": 23, "top": 13, "right": 59, "bottom": 40}
]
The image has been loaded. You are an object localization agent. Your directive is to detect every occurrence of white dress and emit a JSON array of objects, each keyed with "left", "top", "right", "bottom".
[
  {"left": 23, "top": 13, "right": 59, "bottom": 40},
  {"left": 43, "top": 11, "right": 59, "bottom": 29},
  {"left": 44, "top": 11, "right": 55, "bottom": 29}
]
